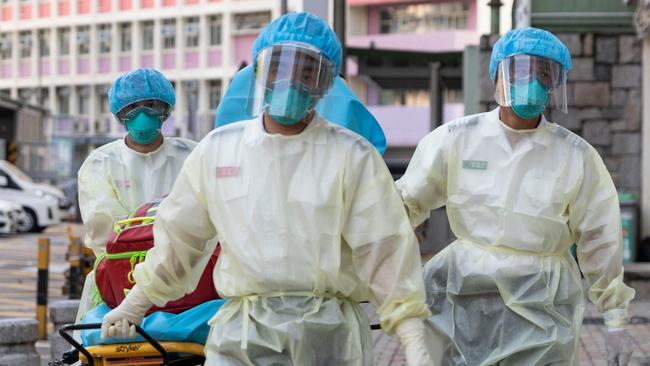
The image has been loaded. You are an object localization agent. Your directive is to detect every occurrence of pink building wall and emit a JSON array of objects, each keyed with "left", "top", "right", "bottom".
[
  {"left": 19, "top": 61, "right": 31, "bottom": 77},
  {"left": 207, "top": 49, "right": 223, "bottom": 67},
  {"left": 349, "top": 29, "right": 478, "bottom": 53},
  {"left": 98, "top": 0, "right": 111, "bottom": 12},
  {"left": 40, "top": 59, "right": 50, "bottom": 76},
  {"left": 20, "top": 3, "right": 32, "bottom": 19},
  {"left": 184, "top": 51, "right": 199, "bottom": 68},
  {"left": 162, "top": 52, "right": 175, "bottom": 69},
  {"left": 58, "top": 59, "right": 70, "bottom": 74},
  {"left": 233, "top": 34, "right": 257, "bottom": 66},
  {"left": 141, "top": 0, "right": 154, "bottom": 8},
  {"left": 140, "top": 54, "right": 153, "bottom": 68},
  {"left": 0, "top": 63, "right": 11, "bottom": 78},
  {"left": 98, "top": 56, "right": 111, "bottom": 73},
  {"left": 38, "top": 2, "right": 50, "bottom": 17},
  {"left": 119, "top": 0, "right": 132, "bottom": 10},
  {"left": 77, "top": 0, "right": 90, "bottom": 14},
  {"left": 77, "top": 57, "right": 90, "bottom": 74},
  {"left": 369, "top": 103, "right": 464, "bottom": 146},
  {"left": 1, "top": 5, "right": 11, "bottom": 21},
  {"left": 58, "top": 0, "right": 70, "bottom": 15},
  {"left": 119, "top": 56, "right": 132, "bottom": 72}
]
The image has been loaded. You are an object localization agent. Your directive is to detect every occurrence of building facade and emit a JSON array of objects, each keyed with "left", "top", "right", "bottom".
[
  {"left": 0, "top": 0, "right": 281, "bottom": 178},
  {"left": 345, "top": 0, "right": 479, "bottom": 154}
]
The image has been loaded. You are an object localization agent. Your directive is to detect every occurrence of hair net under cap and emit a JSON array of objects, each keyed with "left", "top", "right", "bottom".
[
  {"left": 251, "top": 12, "right": 343, "bottom": 73},
  {"left": 489, "top": 27, "right": 572, "bottom": 81},
  {"left": 109, "top": 68, "right": 176, "bottom": 115}
]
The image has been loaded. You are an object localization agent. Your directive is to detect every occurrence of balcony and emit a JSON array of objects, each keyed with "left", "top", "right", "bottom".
[
  {"left": 348, "top": 29, "right": 478, "bottom": 54},
  {"left": 368, "top": 103, "right": 464, "bottom": 147}
]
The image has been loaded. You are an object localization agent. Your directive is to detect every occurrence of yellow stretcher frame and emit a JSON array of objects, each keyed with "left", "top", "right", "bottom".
[
  {"left": 79, "top": 342, "right": 205, "bottom": 366},
  {"left": 57, "top": 323, "right": 206, "bottom": 366}
]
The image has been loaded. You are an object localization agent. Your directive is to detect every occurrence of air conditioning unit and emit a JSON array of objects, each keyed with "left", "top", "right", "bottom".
[{"left": 185, "top": 23, "right": 199, "bottom": 36}]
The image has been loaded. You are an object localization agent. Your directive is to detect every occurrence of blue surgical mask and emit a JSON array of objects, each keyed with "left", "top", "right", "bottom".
[
  {"left": 264, "top": 85, "right": 315, "bottom": 126},
  {"left": 510, "top": 79, "right": 549, "bottom": 119},
  {"left": 125, "top": 112, "right": 162, "bottom": 145}
]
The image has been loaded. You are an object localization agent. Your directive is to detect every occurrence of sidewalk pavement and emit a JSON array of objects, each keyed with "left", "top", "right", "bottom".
[{"left": 370, "top": 300, "right": 650, "bottom": 366}]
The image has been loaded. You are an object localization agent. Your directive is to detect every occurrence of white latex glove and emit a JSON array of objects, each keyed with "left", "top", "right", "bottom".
[
  {"left": 605, "top": 328, "right": 633, "bottom": 366},
  {"left": 396, "top": 318, "right": 434, "bottom": 366},
  {"left": 100, "top": 285, "right": 153, "bottom": 339}
]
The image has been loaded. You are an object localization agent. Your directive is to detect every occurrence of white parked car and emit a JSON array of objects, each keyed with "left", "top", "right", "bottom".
[
  {"left": 0, "top": 160, "right": 67, "bottom": 232},
  {"left": 0, "top": 200, "right": 16, "bottom": 234}
]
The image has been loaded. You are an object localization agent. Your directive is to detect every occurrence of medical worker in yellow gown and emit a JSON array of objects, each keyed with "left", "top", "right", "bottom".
[
  {"left": 397, "top": 27, "right": 636, "bottom": 366},
  {"left": 99, "top": 12, "right": 433, "bottom": 366}
]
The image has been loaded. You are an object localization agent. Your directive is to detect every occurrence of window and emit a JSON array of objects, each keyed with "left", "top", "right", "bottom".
[
  {"left": 161, "top": 19, "right": 175, "bottom": 49},
  {"left": 233, "top": 12, "right": 271, "bottom": 32},
  {"left": 119, "top": 23, "right": 131, "bottom": 52},
  {"left": 379, "top": 89, "right": 429, "bottom": 106},
  {"left": 0, "top": 89, "right": 9, "bottom": 98},
  {"left": 142, "top": 21, "right": 154, "bottom": 51},
  {"left": 18, "top": 88, "right": 32, "bottom": 102},
  {"left": 38, "top": 29, "right": 50, "bottom": 57},
  {"left": 209, "top": 15, "right": 221, "bottom": 46},
  {"left": 97, "top": 85, "right": 110, "bottom": 114},
  {"left": 184, "top": 17, "right": 199, "bottom": 48},
  {"left": 57, "top": 87, "right": 70, "bottom": 114},
  {"left": 58, "top": 28, "right": 70, "bottom": 56},
  {"left": 98, "top": 24, "right": 111, "bottom": 54},
  {"left": 19, "top": 31, "right": 31, "bottom": 58},
  {"left": 379, "top": 2, "right": 468, "bottom": 34},
  {"left": 208, "top": 80, "right": 221, "bottom": 110},
  {"left": 76, "top": 26, "right": 90, "bottom": 55},
  {"left": 77, "top": 86, "right": 89, "bottom": 115},
  {"left": 0, "top": 34, "right": 11, "bottom": 60},
  {"left": 37, "top": 88, "right": 49, "bottom": 107}
]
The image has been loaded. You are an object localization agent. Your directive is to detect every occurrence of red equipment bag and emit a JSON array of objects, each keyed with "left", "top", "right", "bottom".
[{"left": 94, "top": 196, "right": 220, "bottom": 314}]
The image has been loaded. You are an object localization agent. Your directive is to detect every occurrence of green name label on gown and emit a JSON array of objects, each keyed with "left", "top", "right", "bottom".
[{"left": 463, "top": 160, "right": 488, "bottom": 170}]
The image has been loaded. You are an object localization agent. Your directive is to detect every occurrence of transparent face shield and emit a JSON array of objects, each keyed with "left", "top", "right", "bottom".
[
  {"left": 249, "top": 42, "right": 336, "bottom": 124},
  {"left": 494, "top": 54, "right": 568, "bottom": 114}
]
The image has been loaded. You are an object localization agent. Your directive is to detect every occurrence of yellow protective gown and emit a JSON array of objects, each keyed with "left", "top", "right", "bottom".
[
  {"left": 76, "top": 137, "right": 196, "bottom": 324},
  {"left": 133, "top": 115, "right": 430, "bottom": 366},
  {"left": 396, "top": 108, "right": 635, "bottom": 366}
]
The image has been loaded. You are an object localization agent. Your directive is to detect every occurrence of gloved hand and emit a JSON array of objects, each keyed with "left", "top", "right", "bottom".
[
  {"left": 605, "top": 328, "right": 633, "bottom": 366},
  {"left": 101, "top": 285, "right": 153, "bottom": 339},
  {"left": 396, "top": 318, "right": 434, "bottom": 366}
]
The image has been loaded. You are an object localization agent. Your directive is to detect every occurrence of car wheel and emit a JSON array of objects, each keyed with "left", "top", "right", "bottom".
[{"left": 19, "top": 207, "right": 39, "bottom": 233}]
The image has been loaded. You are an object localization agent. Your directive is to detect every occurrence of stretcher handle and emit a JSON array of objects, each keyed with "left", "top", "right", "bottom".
[{"left": 58, "top": 323, "right": 170, "bottom": 366}]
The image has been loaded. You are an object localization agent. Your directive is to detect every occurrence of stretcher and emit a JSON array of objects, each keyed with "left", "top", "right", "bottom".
[
  {"left": 51, "top": 316, "right": 382, "bottom": 366},
  {"left": 52, "top": 323, "right": 206, "bottom": 366}
]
